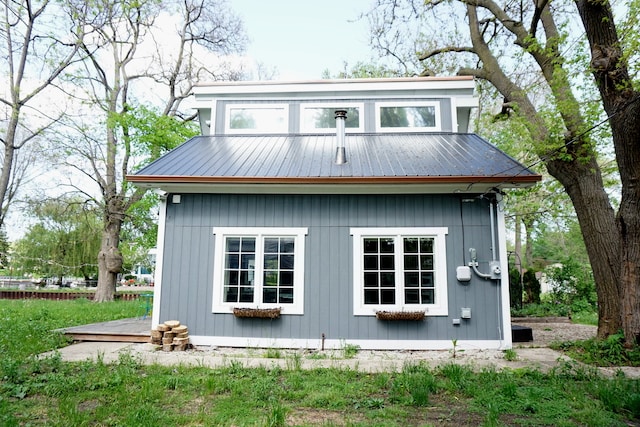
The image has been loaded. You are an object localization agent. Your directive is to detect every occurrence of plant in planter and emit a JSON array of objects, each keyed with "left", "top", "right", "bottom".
[{"left": 233, "top": 307, "right": 281, "bottom": 319}]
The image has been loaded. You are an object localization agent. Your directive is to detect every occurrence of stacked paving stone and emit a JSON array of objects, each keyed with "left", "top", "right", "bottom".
[{"left": 150, "top": 320, "right": 190, "bottom": 351}]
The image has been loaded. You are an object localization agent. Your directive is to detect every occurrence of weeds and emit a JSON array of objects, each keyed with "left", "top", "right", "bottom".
[
  {"left": 1, "top": 299, "right": 639, "bottom": 426},
  {"left": 264, "top": 347, "right": 282, "bottom": 359},
  {"left": 341, "top": 341, "right": 360, "bottom": 359},
  {"left": 504, "top": 349, "right": 518, "bottom": 361},
  {"left": 552, "top": 333, "right": 640, "bottom": 367},
  {"left": 265, "top": 399, "right": 288, "bottom": 427},
  {"left": 285, "top": 351, "right": 302, "bottom": 370}
]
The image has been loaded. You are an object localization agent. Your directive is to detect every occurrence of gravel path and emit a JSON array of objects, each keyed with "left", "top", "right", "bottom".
[{"left": 511, "top": 317, "right": 597, "bottom": 347}]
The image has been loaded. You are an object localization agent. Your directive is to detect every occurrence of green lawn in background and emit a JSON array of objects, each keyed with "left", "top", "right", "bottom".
[{"left": 0, "top": 299, "right": 638, "bottom": 426}]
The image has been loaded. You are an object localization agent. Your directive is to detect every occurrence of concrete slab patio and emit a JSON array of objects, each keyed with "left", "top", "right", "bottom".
[
  {"left": 44, "top": 341, "right": 639, "bottom": 378},
  {"left": 48, "top": 317, "right": 640, "bottom": 378}
]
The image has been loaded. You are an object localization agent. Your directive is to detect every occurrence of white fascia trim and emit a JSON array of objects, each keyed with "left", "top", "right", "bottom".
[
  {"left": 193, "top": 78, "right": 476, "bottom": 96},
  {"left": 150, "top": 197, "right": 168, "bottom": 329},
  {"left": 189, "top": 335, "right": 510, "bottom": 351},
  {"left": 211, "top": 227, "right": 308, "bottom": 315},
  {"left": 350, "top": 227, "right": 449, "bottom": 317},
  {"left": 136, "top": 182, "right": 530, "bottom": 196},
  {"left": 496, "top": 197, "right": 513, "bottom": 348},
  {"left": 454, "top": 96, "right": 480, "bottom": 108}
]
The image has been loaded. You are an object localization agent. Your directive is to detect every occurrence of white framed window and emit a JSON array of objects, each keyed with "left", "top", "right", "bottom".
[
  {"left": 300, "top": 103, "right": 364, "bottom": 133},
  {"left": 350, "top": 227, "right": 449, "bottom": 316},
  {"left": 212, "top": 227, "right": 307, "bottom": 315},
  {"left": 225, "top": 104, "right": 289, "bottom": 134},
  {"left": 375, "top": 101, "right": 441, "bottom": 132}
]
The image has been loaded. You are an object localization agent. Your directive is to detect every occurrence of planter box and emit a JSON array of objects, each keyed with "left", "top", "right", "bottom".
[
  {"left": 375, "top": 310, "right": 425, "bottom": 321},
  {"left": 233, "top": 307, "right": 281, "bottom": 319}
]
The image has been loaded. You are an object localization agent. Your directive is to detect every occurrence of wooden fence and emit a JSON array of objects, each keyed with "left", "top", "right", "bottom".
[{"left": 0, "top": 290, "right": 147, "bottom": 301}]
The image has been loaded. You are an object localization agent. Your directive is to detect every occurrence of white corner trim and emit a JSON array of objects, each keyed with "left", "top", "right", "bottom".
[
  {"left": 496, "top": 198, "right": 513, "bottom": 348},
  {"left": 150, "top": 197, "right": 168, "bottom": 329}
]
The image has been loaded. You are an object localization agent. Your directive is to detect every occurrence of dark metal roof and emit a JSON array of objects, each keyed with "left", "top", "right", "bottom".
[{"left": 128, "top": 133, "right": 540, "bottom": 189}]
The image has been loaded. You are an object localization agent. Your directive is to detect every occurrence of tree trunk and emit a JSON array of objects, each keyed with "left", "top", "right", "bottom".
[
  {"left": 94, "top": 212, "right": 124, "bottom": 302},
  {"left": 575, "top": 0, "right": 640, "bottom": 346},
  {"left": 546, "top": 154, "right": 621, "bottom": 337},
  {"left": 613, "top": 106, "right": 640, "bottom": 346}
]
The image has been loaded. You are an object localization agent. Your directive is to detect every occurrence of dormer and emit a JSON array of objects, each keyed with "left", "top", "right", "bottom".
[{"left": 191, "top": 77, "right": 479, "bottom": 136}]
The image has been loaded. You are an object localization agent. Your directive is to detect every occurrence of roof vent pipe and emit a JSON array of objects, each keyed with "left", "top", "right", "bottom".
[{"left": 334, "top": 109, "right": 347, "bottom": 165}]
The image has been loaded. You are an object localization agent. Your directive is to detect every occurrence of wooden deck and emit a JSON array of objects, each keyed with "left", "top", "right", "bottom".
[{"left": 60, "top": 318, "right": 151, "bottom": 343}]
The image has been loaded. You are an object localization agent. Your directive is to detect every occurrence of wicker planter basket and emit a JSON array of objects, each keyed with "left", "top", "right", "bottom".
[
  {"left": 233, "top": 307, "right": 281, "bottom": 319},
  {"left": 375, "top": 310, "right": 425, "bottom": 321}
]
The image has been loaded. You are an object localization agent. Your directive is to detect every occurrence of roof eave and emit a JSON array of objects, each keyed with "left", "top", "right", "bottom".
[{"left": 126, "top": 174, "right": 542, "bottom": 195}]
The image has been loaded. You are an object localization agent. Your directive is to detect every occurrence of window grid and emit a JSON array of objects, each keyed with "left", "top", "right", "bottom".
[
  {"left": 223, "top": 237, "right": 256, "bottom": 303},
  {"left": 212, "top": 227, "right": 307, "bottom": 315},
  {"left": 363, "top": 237, "right": 396, "bottom": 305},
  {"left": 263, "top": 237, "right": 295, "bottom": 304},
  {"left": 351, "top": 227, "right": 449, "bottom": 316},
  {"left": 402, "top": 237, "right": 435, "bottom": 305}
]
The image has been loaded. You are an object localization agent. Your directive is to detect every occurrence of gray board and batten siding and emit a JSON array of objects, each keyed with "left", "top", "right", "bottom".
[{"left": 158, "top": 193, "right": 504, "bottom": 346}]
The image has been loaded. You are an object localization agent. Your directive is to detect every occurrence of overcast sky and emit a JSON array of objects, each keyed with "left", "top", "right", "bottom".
[{"left": 231, "top": 0, "right": 376, "bottom": 80}]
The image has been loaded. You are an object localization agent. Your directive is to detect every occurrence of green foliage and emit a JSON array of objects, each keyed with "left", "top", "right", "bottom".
[
  {"left": 109, "top": 104, "right": 198, "bottom": 169},
  {"left": 2, "top": 300, "right": 639, "bottom": 426},
  {"left": 509, "top": 267, "right": 523, "bottom": 309},
  {"left": 341, "top": 341, "right": 360, "bottom": 359},
  {"left": 12, "top": 198, "right": 101, "bottom": 280},
  {"left": 552, "top": 333, "right": 640, "bottom": 367},
  {"left": 545, "top": 258, "right": 597, "bottom": 313},
  {"left": 504, "top": 349, "right": 518, "bottom": 361},
  {"left": 264, "top": 347, "right": 282, "bottom": 359},
  {"left": 523, "top": 269, "right": 541, "bottom": 304},
  {"left": 511, "top": 301, "right": 571, "bottom": 318},
  {"left": 120, "top": 192, "right": 160, "bottom": 273},
  {"left": 0, "top": 299, "right": 139, "bottom": 362},
  {"left": 322, "top": 60, "right": 407, "bottom": 79},
  {"left": 531, "top": 220, "right": 591, "bottom": 267},
  {"left": 0, "top": 227, "right": 9, "bottom": 268},
  {"left": 391, "top": 363, "right": 440, "bottom": 406}
]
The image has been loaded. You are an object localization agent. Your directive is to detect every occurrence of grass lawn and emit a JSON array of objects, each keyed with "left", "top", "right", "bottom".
[{"left": 0, "top": 299, "right": 639, "bottom": 426}]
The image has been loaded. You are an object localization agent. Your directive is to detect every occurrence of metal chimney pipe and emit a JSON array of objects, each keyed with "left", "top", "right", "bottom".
[{"left": 334, "top": 109, "right": 347, "bottom": 165}]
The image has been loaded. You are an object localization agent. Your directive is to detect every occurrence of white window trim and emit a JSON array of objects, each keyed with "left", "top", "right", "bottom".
[
  {"left": 212, "top": 227, "right": 308, "bottom": 315},
  {"left": 299, "top": 102, "right": 365, "bottom": 133},
  {"left": 350, "top": 227, "right": 449, "bottom": 316},
  {"left": 224, "top": 103, "right": 289, "bottom": 134},
  {"left": 375, "top": 101, "right": 442, "bottom": 132}
]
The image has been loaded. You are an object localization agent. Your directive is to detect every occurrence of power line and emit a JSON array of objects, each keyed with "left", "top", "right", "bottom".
[{"left": 480, "top": 93, "right": 640, "bottom": 193}]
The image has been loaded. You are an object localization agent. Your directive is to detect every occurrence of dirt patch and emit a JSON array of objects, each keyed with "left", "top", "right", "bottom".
[{"left": 511, "top": 318, "right": 597, "bottom": 347}]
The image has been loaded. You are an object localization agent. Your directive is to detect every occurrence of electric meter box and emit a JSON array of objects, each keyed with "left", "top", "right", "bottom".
[{"left": 456, "top": 266, "right": 472, "bottom": 282}]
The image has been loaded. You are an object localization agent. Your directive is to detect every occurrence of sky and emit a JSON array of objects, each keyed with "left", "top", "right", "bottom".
[
  {"left": 231, "top": 0, "right": 376, "bottom": 80},
  {"left": 4, "top": 1, "right": 378, "bottom": 242}
]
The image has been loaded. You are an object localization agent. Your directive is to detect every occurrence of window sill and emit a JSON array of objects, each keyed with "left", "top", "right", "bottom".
[
  {"left": 233, "top": 307, "right": 281, "bottom": 319},
  {"left": 375, "top": 310, "right": 426, "bottom": 321}
]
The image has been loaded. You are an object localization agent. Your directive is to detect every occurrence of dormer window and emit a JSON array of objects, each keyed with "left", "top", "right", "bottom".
[
  {"left": 225, "top": 104, "right": 288, "bottom": 134},
  {"left": 300, "top": 103, "right": 364, "bottom": 133},
  {"left": 376, "top": 101, "right": 441, "bottom": 132}
]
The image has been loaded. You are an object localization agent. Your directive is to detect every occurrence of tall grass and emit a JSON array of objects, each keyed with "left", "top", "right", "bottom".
[
  {"left": 0, "top": 298, "right": 638, "bottom": 426},
  {"left": 0, "top": 298, "right": 140, "bottom": 360}
]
